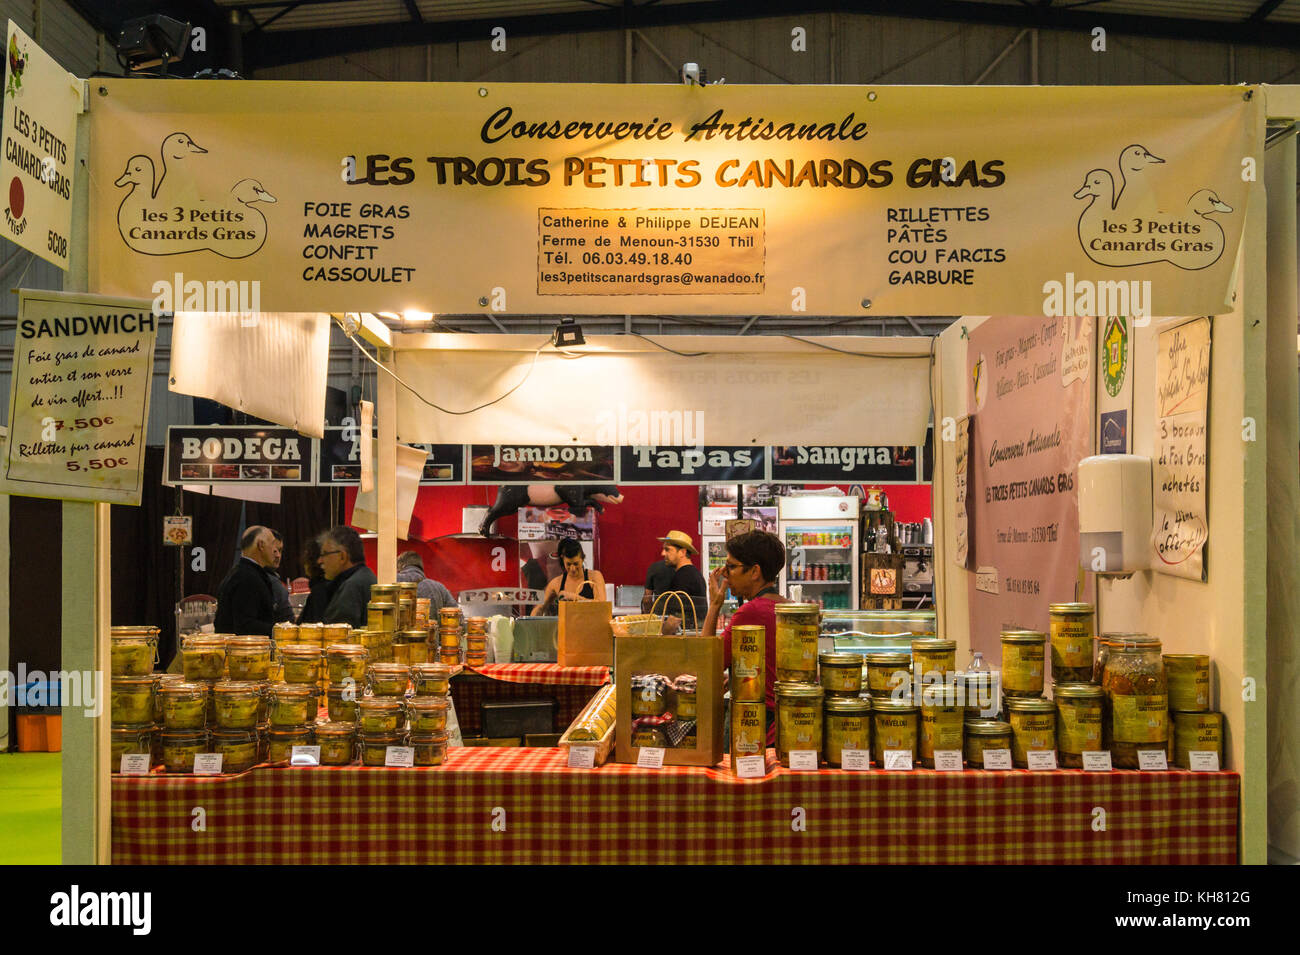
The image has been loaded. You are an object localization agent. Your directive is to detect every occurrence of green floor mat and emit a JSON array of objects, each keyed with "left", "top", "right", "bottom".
[{"left": 0, "top": 752, "right": 61, "bottom": 864}]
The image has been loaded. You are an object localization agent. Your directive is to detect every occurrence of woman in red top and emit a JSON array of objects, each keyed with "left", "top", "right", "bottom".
[{"left": 701, "top": 530, "right": 786, "bottom": 746}]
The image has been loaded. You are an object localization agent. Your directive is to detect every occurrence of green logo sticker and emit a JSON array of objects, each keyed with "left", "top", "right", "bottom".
[{"left": 1102, "top": 315, "right": 1128, "bottom": 397}]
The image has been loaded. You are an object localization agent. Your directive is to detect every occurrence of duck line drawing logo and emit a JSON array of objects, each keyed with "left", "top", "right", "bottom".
[
  {"left": 114, "top": 132, "right": 275, "bottom": 258},
  {"left": 1074, "top": 143, "right": 1232, "bottom": 271}
]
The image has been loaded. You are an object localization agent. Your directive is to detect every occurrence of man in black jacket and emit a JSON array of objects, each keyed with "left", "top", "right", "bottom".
[
  {"left": 214, "top": 526, "right": 280, "bottom": 636},
  {"left": 319, "top": 525, "right": 377, "bottom": 629}
]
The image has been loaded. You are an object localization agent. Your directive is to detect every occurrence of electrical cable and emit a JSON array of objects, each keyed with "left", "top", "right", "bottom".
[
  {"left": 628, "top": 331, "right": 709, "bottom": 356},
  {"left": 782, "top": 334, "right": 934, "bottom": 359}
]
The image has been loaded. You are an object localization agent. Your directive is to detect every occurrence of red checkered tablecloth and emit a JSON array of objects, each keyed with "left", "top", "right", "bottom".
[
  {"left": 111, "top": 748, "right": 1238, "bottom": 864},
  {"left": 452, "top": 665, "right": 610, "bottom": 736}
]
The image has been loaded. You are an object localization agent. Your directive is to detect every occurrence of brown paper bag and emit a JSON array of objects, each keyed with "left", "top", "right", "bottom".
[
  {"left": 614, "top": 634, "right": 724, "bottom": 767},
  {"left": 558, "top": 600, "right": 613, "bottom": 667}
]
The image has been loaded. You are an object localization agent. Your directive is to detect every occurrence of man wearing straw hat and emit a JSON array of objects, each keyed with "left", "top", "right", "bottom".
[{"left": 656, "top": 530, "right": 708, "bottom": 629}]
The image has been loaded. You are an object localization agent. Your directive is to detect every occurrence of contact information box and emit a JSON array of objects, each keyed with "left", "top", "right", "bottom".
[{"left": 537, "top": 208, "right": 765, "bottom": 295}]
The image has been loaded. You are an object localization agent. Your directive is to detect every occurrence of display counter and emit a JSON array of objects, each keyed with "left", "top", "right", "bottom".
[
  {"left": 452, "top": 664, "right": 611, "bottom": 736},
  {"left": 110, "top": 748, "right": 1238, "bottom": 864}
]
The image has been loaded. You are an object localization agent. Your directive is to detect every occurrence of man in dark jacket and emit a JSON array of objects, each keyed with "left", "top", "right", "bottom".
[
  {"left": 319, "top": 525, "right": 377, "bottom": 628},
  {"left": 265, "top": 528, "right": 294, "bottom": 623},
  {"left": 214, "top": 525, "right": 279, "bottom": 636}
]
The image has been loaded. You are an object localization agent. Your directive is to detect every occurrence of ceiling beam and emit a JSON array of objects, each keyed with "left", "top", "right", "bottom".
[{"left": 1248, "top": 0, "right": 1286, "bottom": 24}]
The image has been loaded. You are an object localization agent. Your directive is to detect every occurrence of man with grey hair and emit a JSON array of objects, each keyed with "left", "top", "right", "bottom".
[
  {"left": 214, "top": 525, "right": 279, "bottom": 636},
  {"left": 396, "top": 550, "right": 457, "bottom": 613},
  {"left": 319, "top": 525, "right": 377, "bottom": 628}
]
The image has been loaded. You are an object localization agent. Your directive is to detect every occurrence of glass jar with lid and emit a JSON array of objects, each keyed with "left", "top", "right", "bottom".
[
  {"left": 864, "top": 651, "right": 912, "bottom": 699},
  {"left": 920, "top": 695, "right": 964, "bottom": 768},
  {"left": 314, "top": 721, "right": 357, "bottom": 766},
  {"left": 358, "top": 697, "right": 406, "bottom": 734},
  {"left": 367, "top": 663, "right": 411, "bottom": 697},
  {"left": 774, "top": 603, "right": 820, "bottom": 682},
  {"left": 326, "top": 644, "right": 368, "bottom": 685},
  {"left": 411, "top": 732, "right": 449, "bottom": 766},
  {"left": 871, "top": 696, "right": 919, "bottom": 767},
  {"left": 1004, "top": 697, "right": 1057, "bottom": 768},
  {"left": 181, "top": 635, "right": 227, "bottom": 681},
  {"left": 910, "top": 638, "right": 957, "bottom": 683},
  {"left": 823, "top": 695, "right": 871, "bottom": 767},
  {"left": 158, "top": 681, "right": 208, "bottom": 729},
  {"left": 111, "top": 725, "right": 154, "bottom": 767},
  {"left": 360, "top": 731, "right": 404, "bottom": 767},
  {"left": 225, "top": 636, "right": 273, "bottom": 681},
  {"left": 963, "top": 719, "right": 1013, "bottom": 768},
  {"left": 110, "top": 626, "right": 159, "bottom": 676},
  {"left": 159, "top": 729, "right": 208, "bottom": 773},
  {"left": 1054, "top": 683, "right": 1104, "bottom": 767},
  {"left": 775, "top": 681, "right": 824, "bottom": 767},
  {"left": 326, "top": 686, "right": 360, "bottom": 723},
  {"left": 272, "top": 621, "right": 300, "bottom": 645},
  {"left": 213, "top": 681, "right": 263, "bottom": 730},
  {"left": 1000, "top": 630, "right": 1046, "bottom": 698},
  {"left": 1048, "top": 603, "right": 1095, "bottom": 683},
  {"left": 210, "top": 728, "right": 259, "bottom": 773},
  {"left": 266, "top": 725, "right": 313, "bottom": 764},
  {"left": 818, "top": 651, "right": 863, "bottom": 698},
  {"left": 367, "top": 601, "right": 397, "bottom": 634},
  {"left": 673, "top": 675, "right": 698, "bottom": 720},
  {"left": 407, "top": 696, "right": 450, "bottom": 735},
  {"left": 278, "top": 644, "right": 323, "bottom": 685},
  {"left": 111, "top": 675, "right": 157, "bottom": 725},
  {"left": 631, "top": 674, "right": 670, "bottom": 717},
  {"left": 266, "top": 683, "right": 318, "bottom": 728},
  {"left": 1101, "top": 635, "right": 1166, "bottom": 768},
  {"left": 412, "top": 663, "right": 454, "bottom": 697}
]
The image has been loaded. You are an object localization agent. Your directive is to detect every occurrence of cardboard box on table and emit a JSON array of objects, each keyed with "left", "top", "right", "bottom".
[
  {"left": 558, "top": 600, "right": 614, "bottom": 667},
  {"left": 614, "top": 634, "right": 724, "bottom": 767}
]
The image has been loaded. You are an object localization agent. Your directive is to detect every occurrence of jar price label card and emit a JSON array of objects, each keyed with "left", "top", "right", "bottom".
[
  {"left": 1188, "top": 751, "right": 1220, "bottom": 772},
  {"left": 192, "top": 753, "right": 223, "bottom": 775},
  {"left": 883, "top": 749, "right": 914, "bottom": 771},
  {"left": 982, "top": 749, "right": 1013, "bottom": 770},
  {"left": 788, "top": 750, "right": 819, "bottom": 770},
  {"left": 566, "top": 746, "right": 596, "bottom": 769},
  {"left": 1082, "top": 751, "right": 1113, "bottom": 771},
  {"left": 1026, "top": 750, "right": 1057, "bottom": 770},
  {"left": 932, "top": 750, "right": 963, "bottom": 772},
  {"left": 840, "top": 749, "right": 870, "bottom": 771},
  {"left": 291, "top": 745, "right": 321, "bottom": 767},
  {"left": 735, "top": 755, "right": 766, "bottom": 778},
  {"left": 118, "top": 754, "right": 150, "bottom": 775},
  {"left": 385, "top": 746, "right": 415, "bottom": 768},
  {"left": 1137, "top": 750, "right": 1169, "bottom": 771},
  {"left": 636, "top": 747, "right": 665, "bottom": 769}
]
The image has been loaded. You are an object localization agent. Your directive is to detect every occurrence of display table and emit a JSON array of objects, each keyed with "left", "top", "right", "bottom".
[
  {"left": 110, "top": 748, "right": 1238, "bottom": 864},
  {"left": 452, "top": 664, "right": 611, "bottom": 736}
]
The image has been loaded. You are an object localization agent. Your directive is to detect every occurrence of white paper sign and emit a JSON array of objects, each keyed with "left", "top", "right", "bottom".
[
  {"left": 1188, "top": 751, "right": 1221, "bottom": 772},
  {"left": 192, "top": 753, "right": 223, "bottom": 775},
  {"left": 636, "top": 746, "right": 665, "bottom": 769},
  {"left": 840, "top": 749, "right": 871, "bottom": 771},
  {"left": 1138, "top": 750, "right": 1169, "bottom": 771},
  {"left": 789, "top": 750, "right": 819, "bottom": 770},
  {"left": 1026, "top": 750, "right": 1057, "bottom": 770},
  {"left": 385, "top": 746, "right": 415, "bottom": 768},
  {"left": 566, "top": 746, "right": 596, "bottom": 769},
  {"left": 735, "top": 755, "right": 766, "bottom": 778},
  {"left": 1082, "top": 751, "right": 1113, "bottom": 772},
  {"left": 118, "top": 753, "right": 150, "bottom": 775},
  {"left": 933, "top": 750, "right": 963, "bottom": 772},
  {"left": 974, "top": 566, "right": 1000, "bottom": 594},
  {"left": 290, "top": 745, "right": 321, "bottom": 767},
  {"left": 982, "top": 749, "right": 1013, "bottom": 770},
  {"left": 883, "top": 749, "right": 914, "bottom": 770}
]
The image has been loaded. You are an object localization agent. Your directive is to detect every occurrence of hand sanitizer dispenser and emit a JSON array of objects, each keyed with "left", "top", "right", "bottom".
[{"left": 1077, "top": 454, "right": 1152, "bottom": 575}]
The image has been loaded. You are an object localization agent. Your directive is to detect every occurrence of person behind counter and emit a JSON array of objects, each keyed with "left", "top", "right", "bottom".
[
  {"left": 214, "top": 525, "right": 280, "bottom": 636},
  {"left": 702, "top": 530, "right": 787, "bottom": 746},
  {"left": 657, "top": 530, "right": 708, "bottom": 628},
  {"left": 297, "top": 537, "right": 330, "bottom": 624},
  {"left": 532, "top": 538, "right": 606, "bottom": 616},
  {"left": 397, "top": 550, "right": 457, "bottom": 613},
  {"left": 318, "top": 525, "right": 378, "bottom": 628}
]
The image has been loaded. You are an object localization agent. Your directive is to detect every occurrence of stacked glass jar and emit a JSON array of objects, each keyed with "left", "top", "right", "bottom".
[
  {"left": 437, "top": 607, "right": 464, "bottom": 666},
  {"left": 1164, "top": 652, "right": 1220, "bottom": 769},
  {"left": 465, "top": 616, "right": 488, "bottom": 667},
  {"left": 366, "top": 583, "right": 399, "bottom": 662},
  {"left": 109, "top": 626, "right": 160, "bottom": 770}
]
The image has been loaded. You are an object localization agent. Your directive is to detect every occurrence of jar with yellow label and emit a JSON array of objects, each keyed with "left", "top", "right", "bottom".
[
  {"left": 272, "top": 621, "right": 300, "bottom": 645},
  {"left": 871, "top": 697, "right": 919, "bottom": 767},
  {"left": 775, "top": 603, "right": 820, "bottom": 682},
  {"left": 673, "top": 675, "right": 698, "bottom": 720},
  {"left": 775, "top": 681, "right": 824, "bottom": 767},
  {"left": 397, "top": 583, "right": 418, "bottom": 630},
  {"left": 358, "top": 697, "right": 406, "bottom": 734},
  {"left": 112, "top": 676, "right": 157, "bottom": 726},
  {"left": 181, "top": 635, "right": 226, "bottom": 681},
  {"left": 963, "top": 719, "right": 1013, "bottom": 768},
  {"left": 910, "top": 638, "right": 957, "bottom": 683},
  {"left": 367, "top": 663, "right": 411, "bottom": 697},
  {"left": 325, "top": 644, "right": 368, "bottom": 685},
  {"left": 297, "top": 622, "right": 324, "bottom": 644},
  {"left": 631, "top": 674, "right": 670, "bottom": 717},
  {"left": 407, "top": 696, "right": 449, "bottom": 734},
  {"left": 326, "top": 686, "right": 360, "bottom": 723},
  {"left": 367, "top": 601, "right": 397, "bottom": 634},
  {"left": 225, "top": 636, "right": 273, "bottom": 681},
  {"left": 1005, "top": 697, "right": 1057, "bottom": 768},
  {"left": 213, "top": 681, "right": 263, "bottom": 730},
  {"left": 1164, "top": 655, "right": 1210, "bottom": 712},
  {"left": 730, "top": 701, "right": 766, "bottom": 770},
  {"left": 631, "top": 724, "right": 668, "bottom": 748},
  {"left": 438, "top": 623, "right": 463, "bottom": 650},
  {"left": 267, "top": 683, "right": 317, "bottom": 728},
  {"left": 1102, "top": 636, "right": 1166, "bottom": 769},
  {"left": 823, "top": 696, "right": 871, "bottom": 767},
  {"left": 1053, "top": 683, "right": 1104, "bottom": 767},
  {"left": 160, "top": 729, "right": 207, "bottom": 773},
  {"left": 818, "top": 651, "right": 863, "bottom": 698},
  {"left": 278, "top": 644, "right": 323, "bottom": 685},
  {"left": 321, "top": 622, "right": 352, "bottom": 644},
  {"left": 399, "top": 632, "right": 431, "bottom": 666},
  {"left": 266, "top": 726, "right": 312, "bottom": 764},
  {"left": 315, "top": 721, "right": 357, "bottom": 766},
  {"left": 111, "top": 725, "right": 154, "bottom": 767},
  {"left": 110, "top": 627, "right": 159, "bottom": 676},
  {"left": 864, "top": 651, "right": 911, "bottom": 699},
  {"left": 1000, "top": 630, "right": 1046, "bottom": 698},
  {"left": 1173, "top": 710, "right": 1223, "bottom": 768},
  {"left": 158, "top": 681, "right": 207, "bottom": 730},
  {"left": 730, "top": 624, "right": 766, "bottom": 702},
  {"left": 210, "top": 728, "right": 259, "bottom": 773},
  {"left": 412, "top": 732, "right": 450, "bottom": 766},
  {"left": 1048, "top": 603, "right": 1095, "bottom": 683},
  {"left": 412, "top": 663, "right": 454, "bottom": 697},
  {"left": 920, "top": 698, "right": 964, "bottom": 768}
]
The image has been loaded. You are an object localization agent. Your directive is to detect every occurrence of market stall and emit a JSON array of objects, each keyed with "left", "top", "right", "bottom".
[{"left": 12, "top": 69, "right": 1296, "bottom": 866}]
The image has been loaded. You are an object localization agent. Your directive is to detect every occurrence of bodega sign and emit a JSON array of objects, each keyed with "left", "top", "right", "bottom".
[{"left": 164, "top": 425, "right": 314, "bottom": 485}]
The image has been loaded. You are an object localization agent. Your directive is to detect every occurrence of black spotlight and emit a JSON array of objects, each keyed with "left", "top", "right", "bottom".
[
  {"left": 552, "top": 318, "right": 585, "bottom": 347},
  {"left": 117, "top": 15, "right": 192, "bottom": 73}
]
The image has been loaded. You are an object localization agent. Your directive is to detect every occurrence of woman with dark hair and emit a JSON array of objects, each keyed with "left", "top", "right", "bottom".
[
  {"left": 297, "top": 536, "right": 330, "bottom": 624},
  {"left": 531, "top": 538, "right": 606, "bottom": 616}
]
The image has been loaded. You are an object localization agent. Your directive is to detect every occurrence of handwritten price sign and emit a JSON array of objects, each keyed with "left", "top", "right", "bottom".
[{"left": 0, "top": 291, "right": 157, "bottom": 504}]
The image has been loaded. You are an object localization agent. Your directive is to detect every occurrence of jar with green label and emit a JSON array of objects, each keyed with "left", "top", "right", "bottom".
[
  {"left": 1000, "top": 630, "right": 1046, "bottom": 698},
  {"left": 110, "top": 627, "right": 158, "bottom": 676},
  {"left": 226, "top": 636, "right": 273, "bottom": 681},
  {"left": 267, "top": 683, "right": 317, "bottom": 728},
  {"left": 963, "top": 719, "right": 1012, "bottom": 768},
  {"left": 159, "top": 681, "right": 208, "bottom": 730},
  {"left": 160, "top": 729, "right": 208, "bottom": 773},
  {"left": 315, "top": 720, "right": 357, "bottom": 766},
  {"left": 818, "top": 651, "right": 863, "bottom": 698},
  {"left": 871, "top": 696, "right": 919, "bottom": 767},
  {"left": 210, "top": 728, "right": 259, "bottom": 773},
  {"left": 181, "top": 635, "right": 226, "bottom": 681},
  {"left": 1048, "top": 603, "right": 1095, "bottom": 683},
  {"left": 775, "top": 681, "right": 824, "bottom": 766},
  {"left": 823, "top": 696, "right": 871, "bottom": 767},
  {"left": 213, "top": 681, "right": 263, "bottom": 730},
  {"left": 775, "top": 603, "right": 820, "bottom": 682},
  {"left": 1005, "top": 697, "right": 1057, "bottom": 768},
  {"left": 112, "top": 676, "right": 157, "bottom": 726},
  {"left": 1053, "top": 683, "right": 1104, "bottom": 767},
  {"left": 1102, "top": 637, "right": 1166, "bottom": 768}
]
